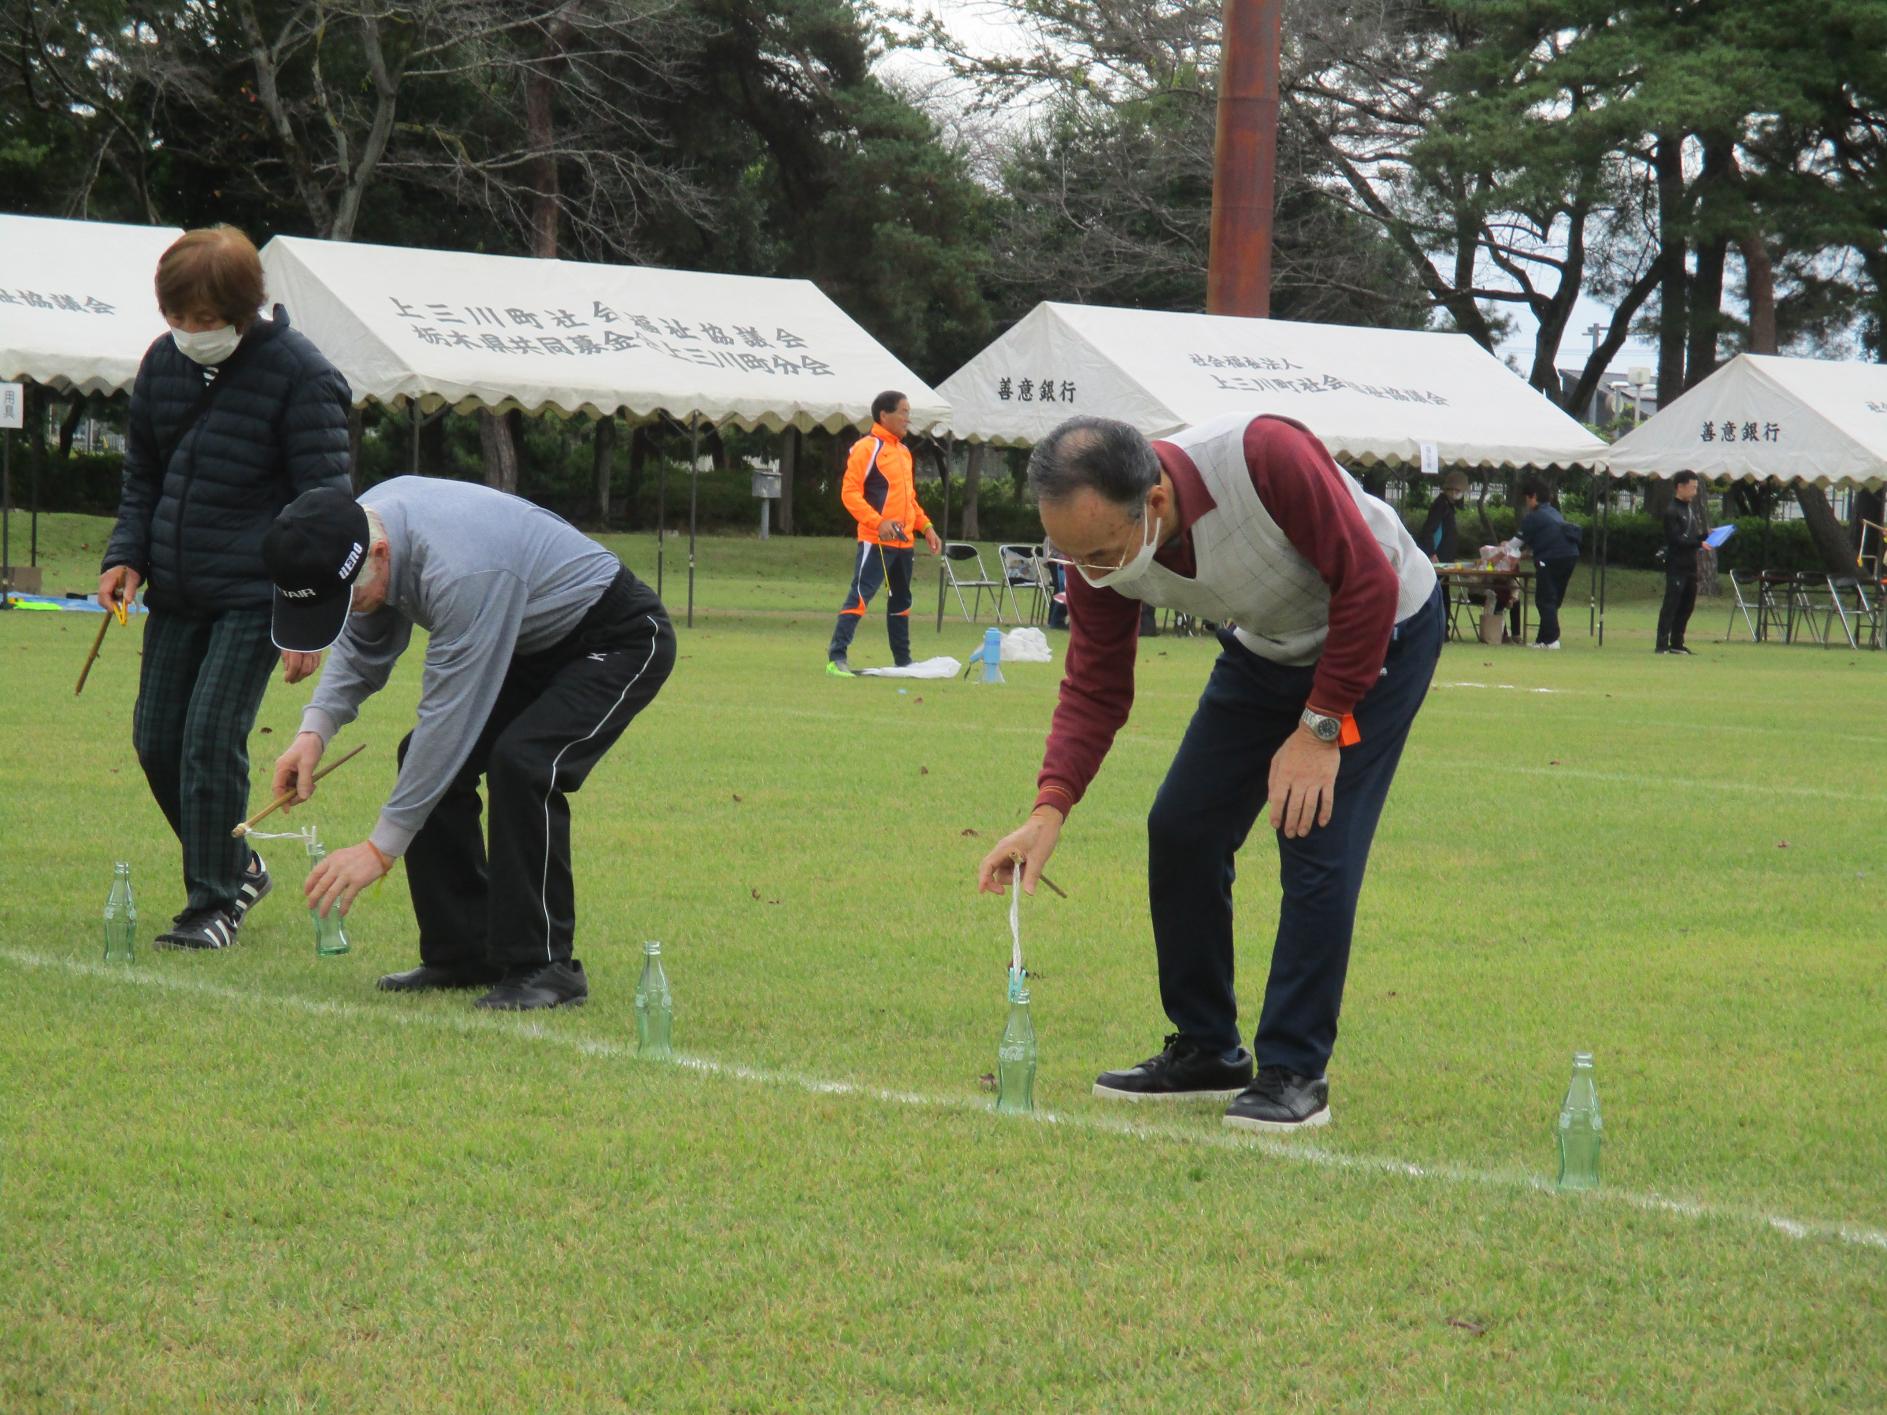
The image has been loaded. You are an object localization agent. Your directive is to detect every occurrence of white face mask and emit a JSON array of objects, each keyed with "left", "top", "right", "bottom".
[
  {"left": 1077, "top": 512, "right": 1163, "bottom": 591},
  {"left": 171, "top": 324, "right": 242, "bottom": 366}
]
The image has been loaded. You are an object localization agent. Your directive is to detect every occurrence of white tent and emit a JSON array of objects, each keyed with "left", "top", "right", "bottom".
[
  {"left": 0, "top": 214, "right": 182, "bottom": 396},
  {"left": 259, "top": 235, "right": 949, "bottom": 432},
  {"left": 1603, "top": 353, "right": 1887, "bottom": 488},
  {"left": 937, "top": 302, "right": 1607, "bottom": 470}
]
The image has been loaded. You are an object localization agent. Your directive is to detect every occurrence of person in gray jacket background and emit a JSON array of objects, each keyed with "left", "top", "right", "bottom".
[{"left": 265, "top": 479, "right": 675, "bottom": 1011}]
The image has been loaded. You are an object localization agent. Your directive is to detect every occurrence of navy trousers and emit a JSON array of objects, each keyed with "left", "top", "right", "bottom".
[
  {"left": 1534, "top": 556, "right": 1579, "bottom": 645},
  {"left": 828, "top": 541, "right": 913, "bottom": 665},
  {"left": 1146, "top": 586, "right": 1443, "bottom": 1076}
]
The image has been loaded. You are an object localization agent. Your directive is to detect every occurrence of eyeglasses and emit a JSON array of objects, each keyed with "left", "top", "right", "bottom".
[
  {"left": 1045, "top": 512, "right": 1155, "bottom": 578},
  {"left": 1047, "top": 553, "right": 1135, "bottom": 578}
]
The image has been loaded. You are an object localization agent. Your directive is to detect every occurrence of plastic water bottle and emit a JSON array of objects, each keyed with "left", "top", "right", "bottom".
[
  {"left": 304, "top": 838, "right": 352, "bottom": 957},
  {"left": 103, "top": 861, "right": 136, "bottom": 962},
  {"left": 980, "top": 626, "right": 1004, "bottom": 684},
  {"left": 1556, "top": 1051, "right": 1602, "bottom": 1190},
  {"left": 635, "top": 941, "right": 673, "bottom": 1059},
  {"left": 996, "top": 987, "right": 1036, "bottom": 1114}
]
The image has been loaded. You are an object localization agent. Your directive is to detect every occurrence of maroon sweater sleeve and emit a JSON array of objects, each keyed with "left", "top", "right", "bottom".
[
  {"left": 1034, "top": 573, "right": 1139, "bottom": 816},
  {"left": 1244, "top": 417, "right": 1400, "bottom": 717}
]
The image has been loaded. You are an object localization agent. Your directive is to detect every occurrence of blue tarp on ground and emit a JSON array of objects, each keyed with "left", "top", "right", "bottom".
[{"left": 2, "top": 593, "right": 147, "bottom": 614}]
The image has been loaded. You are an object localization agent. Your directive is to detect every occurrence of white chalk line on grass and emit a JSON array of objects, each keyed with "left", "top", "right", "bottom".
[
  {"left": 1433, "top": 681, "right": 1563, "bottom": 694},
  {"left": 5, "top": 945, "right": 1884, "bottom": 1258}
]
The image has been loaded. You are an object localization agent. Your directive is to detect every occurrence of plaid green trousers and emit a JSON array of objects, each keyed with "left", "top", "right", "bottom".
[{"left": 133, "top": 607, "right": 278, "bottom": 914}]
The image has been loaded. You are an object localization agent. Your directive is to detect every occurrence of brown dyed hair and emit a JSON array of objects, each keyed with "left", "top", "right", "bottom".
[{"left": 155, "top": 225, "right": 266, "bottom": 328}]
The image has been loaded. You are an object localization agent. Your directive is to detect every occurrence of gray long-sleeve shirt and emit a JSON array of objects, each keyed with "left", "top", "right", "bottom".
[{"left": 301, "top": 476, "right": 622, "bottom": 856}]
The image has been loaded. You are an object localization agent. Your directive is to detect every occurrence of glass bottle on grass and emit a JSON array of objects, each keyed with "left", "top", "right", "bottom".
[
  {"left": 103, "top": 861, "right": 136, "bottom": 962},
  {"left": 1556, "top": 1051, "right": 1602, "bottom": 1191},
  {"left": 636, "top": 941, "right": 673, "bottom": 1059},
  {"left": 996, "top": 986, "right": 1036, "bottom": 1115},
  {"left": 304, "top": 836, "right": 352, "bottom": 957}
]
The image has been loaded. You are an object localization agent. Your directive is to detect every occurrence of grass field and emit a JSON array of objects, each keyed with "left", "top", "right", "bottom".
[{"left": 3, "top": 511, "right": 1885, "bottom": 1411}]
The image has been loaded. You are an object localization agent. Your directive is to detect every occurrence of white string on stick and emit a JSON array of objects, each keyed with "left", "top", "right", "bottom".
[
  {"left": 243, "top": 824, "right": 320, "bottom": 847},
  {"left": 1009, "top": 872, "right": 1024, "bottom": 981}
]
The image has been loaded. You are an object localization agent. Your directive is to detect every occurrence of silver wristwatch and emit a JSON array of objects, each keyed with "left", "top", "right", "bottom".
[{"left": 1300, "top": 708, "right": 1343, "bottom": 743}]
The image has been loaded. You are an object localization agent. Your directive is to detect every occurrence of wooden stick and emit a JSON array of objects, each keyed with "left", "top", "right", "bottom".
[
  {"left": 1008, "top": 850, "right": 1067, "bottom": 899},
  {"left": 232, "top": 743, "right": 367, "bottom": 837},
  {"left": 74, "top": 610, "right": 113, "bottom": 696}
]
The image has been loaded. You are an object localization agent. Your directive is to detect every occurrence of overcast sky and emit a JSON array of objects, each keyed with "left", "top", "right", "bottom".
[{"left": 885, "top": 3, "right": 1667, "bottom": 385}]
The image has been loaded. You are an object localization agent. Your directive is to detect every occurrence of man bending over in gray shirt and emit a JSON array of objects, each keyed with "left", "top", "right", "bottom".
[{"left": 264, "top": 479, "right": 675, "bottom": 1010}]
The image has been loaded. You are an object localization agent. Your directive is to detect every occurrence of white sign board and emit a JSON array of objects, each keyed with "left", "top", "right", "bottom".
[{"left": 0, "top": 382, "right": 21, "bottom": 430}]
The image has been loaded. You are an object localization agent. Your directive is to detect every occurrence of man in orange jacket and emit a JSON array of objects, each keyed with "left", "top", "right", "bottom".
[{"left": 826, "top": 390, "right": 942, "bottom": 675}]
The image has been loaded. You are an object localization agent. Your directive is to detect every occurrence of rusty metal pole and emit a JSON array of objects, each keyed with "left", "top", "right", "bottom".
[{"left": 1206, "top": 0, "right": 1283, "bottom": 317}]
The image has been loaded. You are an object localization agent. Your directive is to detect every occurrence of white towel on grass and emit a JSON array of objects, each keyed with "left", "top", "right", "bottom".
[{"left": 855, "top": 657, "right": 962, "bottom": 679}]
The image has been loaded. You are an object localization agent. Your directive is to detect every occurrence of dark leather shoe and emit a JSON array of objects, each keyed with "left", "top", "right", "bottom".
[
  {"left": 1093, "top": 1033, "right": 1253, "bottom": 1101},
  {"left": 1222, "top": 1066, "right": 1331, "bottom": 1133},
  {"left": 377, "top": 964, "right": 502, "bottom": 993},
  {"left": 474, "top": 959, "right": 589, "bottom": 1011}
]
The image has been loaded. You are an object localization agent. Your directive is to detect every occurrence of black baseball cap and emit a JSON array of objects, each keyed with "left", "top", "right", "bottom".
[{"left": 263, "top": 487, "right": 372, "bottom": 653}]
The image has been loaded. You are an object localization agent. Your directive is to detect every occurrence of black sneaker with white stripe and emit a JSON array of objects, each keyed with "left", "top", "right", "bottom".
[
  {"left": 154, "top": 907, "right": 240, "bottom": 951},
  {"left": 1222, "top": 1066, "right": 1331, "bottom": 1133},
  {"left": 1092, "top": 1033, "right": 1253, "bottom": 1101},
  {"left": 232, "top": 852, "right": 272, "bottom": 924}
]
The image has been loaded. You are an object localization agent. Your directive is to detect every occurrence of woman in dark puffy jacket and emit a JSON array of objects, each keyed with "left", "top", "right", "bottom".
[{"left": 98, "top": 225, "right": 353, "bottom": 950}]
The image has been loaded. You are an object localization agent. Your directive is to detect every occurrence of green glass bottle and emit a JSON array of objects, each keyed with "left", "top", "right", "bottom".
[
  {"left": 996, "top": 987, "right": 1036, "bottom": 1115},
  {"left": 635, "top": 941, "right": 673, "bottom": 1059},
  {"left": 304, "top": 838, "right": 352, "bottom": 957},
  {"left": 1556, "top": 1051, "right": 1602, "bottom": 1191},
  {"left": 103, "top": 861, "right": 136, "bottom": 962}
]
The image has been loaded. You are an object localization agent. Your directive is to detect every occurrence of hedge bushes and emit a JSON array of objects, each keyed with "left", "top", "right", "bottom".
[{"left": 26, "top": 441, "right": 1838, "bottom": 573}]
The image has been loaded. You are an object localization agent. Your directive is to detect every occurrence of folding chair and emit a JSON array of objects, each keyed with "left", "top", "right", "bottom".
[
  {"left": 1786, "top": 572, "right": 1831, "bottom": 645},
  {"left": 935, "top": 542, "right": 1015, "bottom": 630},
  {"left": 1822, "top": 575, "right": 1880, "bottom": 650},
  {"left": 1441, "top": 575, "right": 1479, "bottom": 642},
  {"left": 1755, "top": 571, "right": 1792, "bottom": 642},
  {"left": 997, "top": 543, "right": 1053, "bottom": 625},
  {"left": 1724, "top": 568, "right": 1763, "bottom": 642}
]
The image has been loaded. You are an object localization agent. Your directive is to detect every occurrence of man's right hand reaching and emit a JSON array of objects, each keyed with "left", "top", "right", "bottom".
[
  {"left": 272, "top": 732, "right": 326, "bottom": 808},
  {"left": 977, "top": 806, "right": 1064, "bottom": 896}
]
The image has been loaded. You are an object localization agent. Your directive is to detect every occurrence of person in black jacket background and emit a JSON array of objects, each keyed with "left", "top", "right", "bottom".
[
  {"left": 1656, "top": 472, "right": 1706, "bottom": 655},
  {"left": 1419, "top": 471, "right": 1468, "bottom": 562},
  {"left": 1516, "top": 476, "right": 1583, "bottom": 650},
  {"left": 98, "top": 225, "right": 353, "bottom": 950}
]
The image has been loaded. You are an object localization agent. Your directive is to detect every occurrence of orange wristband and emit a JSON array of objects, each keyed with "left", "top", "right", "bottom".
[{"left": 366, "top": 841, "right": 395, "bottom": 876}]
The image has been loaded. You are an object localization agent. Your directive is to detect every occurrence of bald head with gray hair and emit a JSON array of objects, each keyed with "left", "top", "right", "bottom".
[{"left": 1028, "top": 416, "right": 1161, "bottom": 516}]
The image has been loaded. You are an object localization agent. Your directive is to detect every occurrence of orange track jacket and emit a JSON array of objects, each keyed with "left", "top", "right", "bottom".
[{"left": 841, "top": 423, "right": 931, "bottom": 549}]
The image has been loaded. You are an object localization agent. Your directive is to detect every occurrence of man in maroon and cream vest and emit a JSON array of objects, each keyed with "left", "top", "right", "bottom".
[{"left": 977, "top": 412, "right": 1442, "bottom": 1132}]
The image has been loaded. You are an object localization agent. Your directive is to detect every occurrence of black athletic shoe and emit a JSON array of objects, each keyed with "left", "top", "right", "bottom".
[
  {"left": 231, "top": 852, "right": 271, "bottom": 924},
  {"left": 154, "top": 907, "right": 240, "bottom": 951},
  {"left": 1670, "top": 645, "right": 1695, "bottom": 655},
  {"left": 376, "top": 963, "right": 504, "bottom": 993},
  {"left": 1092, "top": 1033, "right": 1253, "bottom": 1101},
  {"left": 1222, "top": 1066, "right": 1331, "bottom": 1133},
  {"left": 474, "top": 959, "right": 589, "bottom": 1011}
]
